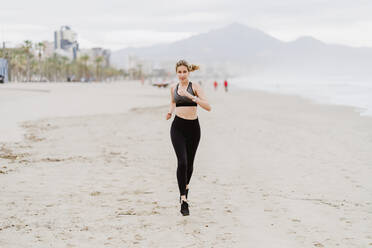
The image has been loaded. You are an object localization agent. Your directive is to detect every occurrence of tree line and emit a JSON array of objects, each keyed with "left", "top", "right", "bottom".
[{"left": 0, "top": 40, "right": 144, "bottom": 82}]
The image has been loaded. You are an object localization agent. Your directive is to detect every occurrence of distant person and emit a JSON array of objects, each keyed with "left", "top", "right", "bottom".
[
  {"left": 224, "top": 80, "right": 228, "bottom": 92},
  {"left": 213, "top": 81, "right": 218, "bottom": 91},
  {"left": 198, "top": 80, "right": 202, "bottom": 87},
  {"left": 166, "top": 59, "right": 212, "bottom": 216}
]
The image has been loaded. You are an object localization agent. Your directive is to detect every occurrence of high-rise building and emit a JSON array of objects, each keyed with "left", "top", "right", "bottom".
[{"left": 54, "top": 26, "right": 79, "bottom": 60}]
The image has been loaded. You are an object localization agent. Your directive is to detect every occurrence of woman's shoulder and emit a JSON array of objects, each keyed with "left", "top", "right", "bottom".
[
  {"left": 189, "top": 81, "right": 200, "bottom": 95},
  {"left": 190, "top": 81, "right": 201, "bottom": 90}
]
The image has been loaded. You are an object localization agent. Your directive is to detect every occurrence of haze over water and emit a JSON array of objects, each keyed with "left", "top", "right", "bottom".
[{"left": 230, "top": 76, "right": 372, "bottom": 117}]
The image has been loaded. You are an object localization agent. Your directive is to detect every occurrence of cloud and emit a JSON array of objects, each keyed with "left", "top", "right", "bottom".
[
  {"left": 102, "top": 30, "right": 196, "bottom": 50},
  {"left": 1, "top": 0, "right": 371, "bottom": 49},
  {"left": 0, "top": 24, "right": 51, "bottom": 47}
]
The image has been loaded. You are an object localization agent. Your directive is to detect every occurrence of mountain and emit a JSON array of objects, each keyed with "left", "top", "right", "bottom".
[
  {"left": 111, "top": 23, "right": 372, "bottom": 78},
  {"left": 111, "top": 23, "right": 284, "bottom": 66},
  {"left": 274, "top": 35, "right": 372, "bottom": 78}
]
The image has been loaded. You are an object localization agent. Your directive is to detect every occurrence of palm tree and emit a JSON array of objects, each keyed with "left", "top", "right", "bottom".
[
  {"left": 60, "top": 56, "right": 69, "bottom": 81},
  {"left": 46, "top": 53, "right": 60, "bottom": 82},
  {"left": 1, "top": 40, "right": 129, "bottom": 82},
  {"left": 35, "top": 42, "right": 45, "bottom": 81},
  {"left": 94, "top": 56, "right": 104, "bottom": 81},
  {"left": 79, "top": 55, "right": 90, "bottom": 81},
  {"left": 22, "top": 40, "right": 33, "bottom": 81}
]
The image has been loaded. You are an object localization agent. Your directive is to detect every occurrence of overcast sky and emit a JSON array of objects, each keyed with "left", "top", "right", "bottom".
[{"left": 1, "top": 0, "right": 371, "bottom": 51}]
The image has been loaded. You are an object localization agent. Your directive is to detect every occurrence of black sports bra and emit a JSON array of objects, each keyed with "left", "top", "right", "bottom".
[{"left": 174, "top": 82, "right": 197, "bottom": 107}]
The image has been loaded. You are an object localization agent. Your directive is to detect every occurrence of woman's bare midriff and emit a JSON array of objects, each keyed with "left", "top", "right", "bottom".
[{"left": 175, "top": 106, "right": 198, "bottom": 120}]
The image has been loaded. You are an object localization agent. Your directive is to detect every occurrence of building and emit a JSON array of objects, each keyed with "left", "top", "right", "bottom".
[
  {"left": 78, "top": 47, "right": 111, "bottom": 67},
  {"left": 127, "top": 55, "right": 153, "bottom": 74},
  {"left": 54, "top": 26, "right": 79, "bottom": 60},
  {"left": 0, "top": 58, "right": 9, "bottom": 83},
  {"left": 91, "top": 47, "right": 111, "bottom": 67}
]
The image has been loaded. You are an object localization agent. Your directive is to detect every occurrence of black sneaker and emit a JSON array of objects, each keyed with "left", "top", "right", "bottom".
[{"left": 180, "top": 200, "right": 190, "bottom": 216}]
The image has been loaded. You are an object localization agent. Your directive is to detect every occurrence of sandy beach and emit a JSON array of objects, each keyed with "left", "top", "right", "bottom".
[{"left": 0, "top": 81, "right": 371, "bottom": 247}]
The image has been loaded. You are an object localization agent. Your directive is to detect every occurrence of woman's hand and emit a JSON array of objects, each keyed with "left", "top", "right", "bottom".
[
  {"left": 178, "top": 88, "right": 193, "bottom": 100},
  {"left": 166, "top": 112, "right": 172, "bottom": 120}
]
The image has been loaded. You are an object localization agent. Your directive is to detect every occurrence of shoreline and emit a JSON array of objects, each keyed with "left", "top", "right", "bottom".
[
  {"left": 228, "top": 77, "right": 372, "bottom": 117},
  {"left": 229, "top": 84, "right": 371, "bottom": 119}
]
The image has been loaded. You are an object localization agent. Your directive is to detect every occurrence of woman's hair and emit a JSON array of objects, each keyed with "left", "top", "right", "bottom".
[{"left": 176, "top": 59, "right": 200, "bottom": 72}]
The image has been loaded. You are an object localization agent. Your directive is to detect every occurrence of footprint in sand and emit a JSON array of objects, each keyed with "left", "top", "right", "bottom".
[
  {"left": 135, "top": 234, "right": 144, "bottom": 241},
  {"left": 117, "top": 198, "right": 129, "bottom": 202},
  {"left": 313, "top": 241, "right": 324, "bottom": 247},
  {"left": 117, "top": 209, "right": 136, "bottom": 216}
]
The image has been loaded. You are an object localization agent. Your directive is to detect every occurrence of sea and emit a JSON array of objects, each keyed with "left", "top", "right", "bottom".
[{"left": 229, "top": 75, "right": 372, "bottom": 117}]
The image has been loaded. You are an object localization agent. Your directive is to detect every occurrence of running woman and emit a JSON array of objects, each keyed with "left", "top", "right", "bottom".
[
  {"left": 213, "top": 81, "right": 218, "bottom": 91},
  {"left": 165, "top": 59, "right": 212, "bottom": 216}
]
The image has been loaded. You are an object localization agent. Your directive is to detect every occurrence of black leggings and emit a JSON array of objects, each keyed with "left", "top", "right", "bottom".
[{"left": 170, "top": 115, "right": 201, "bottom": 196}]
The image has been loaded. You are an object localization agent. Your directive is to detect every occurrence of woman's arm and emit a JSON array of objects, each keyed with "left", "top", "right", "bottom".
[
  {"left": 190, "top": 83, "right": 212, "bottom": 111},
  {"left": 166, "top": 84, "right": 176, "bottom": 120}
]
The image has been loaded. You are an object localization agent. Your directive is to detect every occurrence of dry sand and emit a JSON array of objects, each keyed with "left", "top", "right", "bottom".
[{"left": 0, "top": 81, "right": 371, "bottom": 247}]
